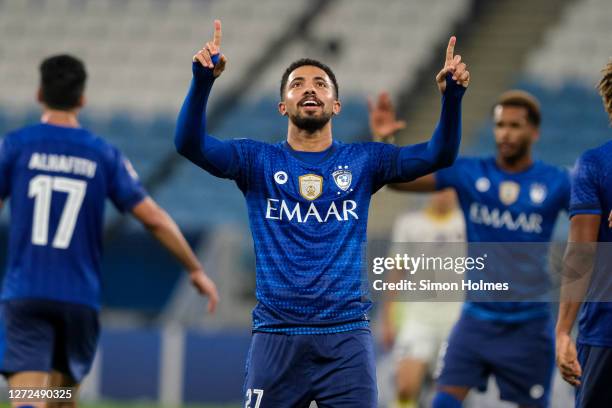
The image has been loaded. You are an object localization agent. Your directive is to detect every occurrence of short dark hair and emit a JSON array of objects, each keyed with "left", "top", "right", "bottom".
[
  {"left": 280, "top": 58, "right": 339, "bottom": 100},
  {"left": 493, "top": 90, "right": 541, "bottom": 127},
  {"left": 39, "top": 54, "right": 87, "bottom": 110},
  {"left": 597, "top": 60, "right": 612, "bottom": 123}
]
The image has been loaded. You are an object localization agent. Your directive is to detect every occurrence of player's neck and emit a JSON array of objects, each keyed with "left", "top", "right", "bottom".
[
  {"left": 286, "top": 125, "right": 333, "bottom": 152},
  {"left": 41, "top": 109, "right": 80, "bottom": 128},
  {"left": 496, "top": 154, "right": 533, "bottom": 173}
]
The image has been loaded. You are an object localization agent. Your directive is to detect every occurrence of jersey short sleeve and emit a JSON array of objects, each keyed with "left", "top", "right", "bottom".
[
  {"left": 569, "top": 149, "right": 602, "bottom": 217},
  {"left": 107, "top": 147, "right": 147, "bottom": 213}
]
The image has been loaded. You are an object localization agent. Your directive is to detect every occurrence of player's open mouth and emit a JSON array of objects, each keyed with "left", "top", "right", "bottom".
[{"left": 299, "top": 98, "right": 323, "bottom": 109}]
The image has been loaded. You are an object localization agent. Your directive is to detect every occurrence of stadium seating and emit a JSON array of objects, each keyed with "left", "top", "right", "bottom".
[
  {"left": 0, "top": 0, "right": 312, "bottom": 114},
  {"left": 470, "top": 0, "right": 611, "bottom": 166},
  {"left": 523, "top": 0, "right": 612, "bottom": 89},
  {"left": 0, "top": 0, "right": 472, "bottom": 231}
]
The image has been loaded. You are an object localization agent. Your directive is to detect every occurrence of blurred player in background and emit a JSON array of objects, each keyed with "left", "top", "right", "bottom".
[
  {"left": 0, "top": 55, "right": 218, "bottom": 408},
  {"left": 374, "top": 90, "right": 570, "bottom": 407},
  {"left": 175, "top": 20, "right": 469, "bottom": 407},
  {"left": 378, "top": 186, "right": 465, "bottom": 408},
  {"left": 556, "top": 61, "right": 612, "bottom": 408}
]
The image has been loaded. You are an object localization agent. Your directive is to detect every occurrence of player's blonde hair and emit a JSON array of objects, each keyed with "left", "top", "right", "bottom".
[{"left": 598, "top": 60, "right": 612, "bottom": 123}]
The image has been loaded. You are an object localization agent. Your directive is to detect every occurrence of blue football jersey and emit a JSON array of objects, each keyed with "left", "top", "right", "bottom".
[
  {"left": 220, "top": 140, "right": 409, "bottom": 334},
  {"left": 569, "top": 141, "right": 612, "bottom": 347},
  {"left": 436, "top": 157, "right": 570, "bottom": 321},
  {"left": 0, "top": 124, "right": 147, "bottom": 309}
]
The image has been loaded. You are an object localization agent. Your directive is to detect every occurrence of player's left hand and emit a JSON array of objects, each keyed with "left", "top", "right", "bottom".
[
  {"left": 193, "top": 19, "right": 227, "bottom": 78},
  {"left": 607, "top": 209, "right": 612, "bottom": 228},
  {"left": 368, "top": 92, "right": 406, "bottom": 142},
  {"left": 556, "top": 332, "right": 582, "bottom": 386},
  {"left": 189, "top": 269, "right": 219, "bottom": 313},
  {"left": 436, "top": 36, "right": 470, "bottom": 93}
]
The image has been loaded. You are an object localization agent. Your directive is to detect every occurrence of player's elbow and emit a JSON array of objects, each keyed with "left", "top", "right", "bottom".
[
  {"left": 435, "top": 151, "right": 457, "bottom": 169},
  {"left": 174, "top": 135, "right": 189, "bottom": 157},
  {"left": 428, "top": 144, "right": 458, "bottom": 171}
]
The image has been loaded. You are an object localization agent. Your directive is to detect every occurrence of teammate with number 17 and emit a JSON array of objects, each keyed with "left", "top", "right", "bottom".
[
  {"left": 175, "top": 20, "right": 469, "bottom": 406},
  {"left": 0, "top": 55, "right": 219, "bottom": 408}
]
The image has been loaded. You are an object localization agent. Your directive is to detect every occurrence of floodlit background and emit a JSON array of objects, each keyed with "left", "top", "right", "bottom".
[{"left": 0, "top": 0, "right": 610, "bottom": 406}]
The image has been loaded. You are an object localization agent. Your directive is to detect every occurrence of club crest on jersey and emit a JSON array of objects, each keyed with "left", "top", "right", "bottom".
[
  {"left": 299, "top": 174, "right": 323, "bottom": 201},
  {"left": 499, "top": 181, "right": 520, "bottom": 206},
  {"left": 529, "top": 183, "right": 547, "bottom": 204},
  {"left": 332, "top": 168, "right": 352, "bottom": 191}
]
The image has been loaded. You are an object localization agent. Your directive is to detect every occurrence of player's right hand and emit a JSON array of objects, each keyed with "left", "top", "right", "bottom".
[
  {"left": 189, "top": 269, "right": 219, "bottom": 313},
  {"left": 556, "top": 332, "right": 582, "bottom": 386},
  {"left": 368, "top": 92, "right": 407, "bottom": 142},
  {"left": 193, "top": 19, "right": 227, "bottom": 78}
]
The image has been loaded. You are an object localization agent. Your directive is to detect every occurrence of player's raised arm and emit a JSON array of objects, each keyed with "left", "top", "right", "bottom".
[
  {"left": 370, "top": 37, "right": 467, "bottom": 188},
  {"left": 174, "top": 20, "right": 237, "bottom": 179},
  {"left": 398, "top": 37, "right": 467, "bottom": 177},
  {"left": 368, "top": 92, "right": 438, "bottom": 192},
  {"left": 131, "top": 197, "right": 219, "bottom": 313}
]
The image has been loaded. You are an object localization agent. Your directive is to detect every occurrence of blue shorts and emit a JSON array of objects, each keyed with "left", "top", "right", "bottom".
[
  {"left": 243, "top": 329, "right": 377, "bottom": 407},
  {"left": 437, "top": 312, "right": 554, "bottom": 407},
  {"left": 0, "top": 299, "right": 99, "bottom": 383},
  {"left": 576, "top": 344, "right": 612, "bottom": 407}
]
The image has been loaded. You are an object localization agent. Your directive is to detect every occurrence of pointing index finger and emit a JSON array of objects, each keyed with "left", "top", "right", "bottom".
[
  {"left": 445, "top": 36, "right": 456, "bottom": 63},
  {"left": 213, "top": 19, "right": 222, "bottom": 48}
]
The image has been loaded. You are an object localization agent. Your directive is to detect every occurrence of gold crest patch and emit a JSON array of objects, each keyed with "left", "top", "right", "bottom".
[
  {"left": 299, "top": 174, "right": 323, "bottom": 201},
  {"left": 499, "top": 181, "right": 520, "bottom": 206}
]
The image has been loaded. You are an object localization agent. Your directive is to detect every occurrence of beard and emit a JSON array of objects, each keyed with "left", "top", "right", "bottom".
[
  {"left": 498, "top": 139, "right": 530, "bottom": 164},
  {"left": 289, "top": 111, "right": 332, "bottom": 133}
]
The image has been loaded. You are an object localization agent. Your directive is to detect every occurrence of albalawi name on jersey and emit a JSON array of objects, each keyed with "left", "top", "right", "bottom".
[
  {"left": 28, "top": 153, "right": 97, "bottom": 179},
  {"left": 265, "top": 198, "right": 359, "bottom": 223}
]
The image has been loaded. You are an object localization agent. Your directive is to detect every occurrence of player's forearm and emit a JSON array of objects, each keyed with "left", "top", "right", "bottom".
[
  {"left": 394, "top": 76, "right": 464, "bottom": 179},
  {"left": 388, "top": 174, "right": 437, "bottom": 192},
  {"left": 556, "top": 242, "right": 596, "bottom": 335},
  {"left": 146, "top": 208, "right": 202, "bottom": 272},
  {"left": 175, "top": 63, "right": 239, "bottom": 177},
  {"left": 556, "top": 301, "right": 581, "bottom": 336},
  {"left": 174, "top": 62, "right": 216, "bottom": 159},
  {"left": 424, "top": 76, "right": 465, "bottom": 168}
]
